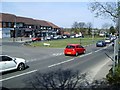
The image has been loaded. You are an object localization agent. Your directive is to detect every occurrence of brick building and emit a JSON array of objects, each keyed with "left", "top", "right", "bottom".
[{"left": 0, "top": 13, "right": 61, "bottom": 38}]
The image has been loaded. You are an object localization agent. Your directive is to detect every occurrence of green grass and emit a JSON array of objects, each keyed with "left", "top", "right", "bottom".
[{"left": 30, "top": 36, "right": 104, "bottom": 48}]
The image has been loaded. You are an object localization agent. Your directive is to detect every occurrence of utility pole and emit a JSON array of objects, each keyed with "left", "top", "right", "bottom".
[{"left": 118, "top": 0, "right": 120, "bottom": 64}]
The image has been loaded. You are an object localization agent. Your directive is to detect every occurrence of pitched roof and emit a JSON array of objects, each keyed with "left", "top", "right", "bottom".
[
  {"left": 0, "top": 13, "right": 16, "bottom": 22},
  {"left": 35, "top": 20, "right": 50, "bottom": 27},
  {"left": 16, "top": 16, "right": 36, "bottom": 25},
  {"left": 0, "top": 13, "right": 60, "bottom": 29},
  {"left": 46, "top": 21, "right": 60, "bottom": 29}
]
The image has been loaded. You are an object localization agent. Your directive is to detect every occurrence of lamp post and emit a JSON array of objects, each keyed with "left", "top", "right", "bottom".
[
  {"left": 12, "top": 24, "right": 16, "bottom": 42},
  {"left": 118, "top": 0, "right": 120, "bottom": 64}
]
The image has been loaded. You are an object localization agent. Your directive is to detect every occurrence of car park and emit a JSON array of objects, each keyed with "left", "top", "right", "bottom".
[
  {"left": 64, "top": 44, "right": 86, "bottom": 56},
  {"left": 32, "top": 37, "right": 41, "bottom": 41},
  {"left": 96, "top": 41, "right": 106, "bottom": 47},
  {"left": 0, "top": 55, "right": 27, "bottom": 73}
]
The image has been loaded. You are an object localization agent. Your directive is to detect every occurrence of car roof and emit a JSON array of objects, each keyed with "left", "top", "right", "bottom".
[
  {"left": 97, "top": 40, "right": 104, "bottom": 42},
  {"left": 0, "top": 55, "right": 7, "bottom": 56},
  {"left": 67, "top": 44, "right": 80, "bottom": 46}
]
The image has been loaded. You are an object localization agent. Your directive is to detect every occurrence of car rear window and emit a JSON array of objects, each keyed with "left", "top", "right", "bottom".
[{"left": 66, "top": 45, "right": 75, "bottom": 49}]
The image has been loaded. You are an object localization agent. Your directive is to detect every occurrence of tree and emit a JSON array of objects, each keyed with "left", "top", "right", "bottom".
[
  {"left": 89, "top": 2, "right": 118, "bottom": 22},
  {"left": 101, "top": 23, "right": 112, "bottom": 34},
  {"left": 25, "top": 69, "right": 120, "bottom": 90},
  {"left": 86, "top": 22, "right": 93, "bottom": 35},
  {"left": 72, "top": 22, "right": 87, "bottom": 34},
  {"left": 89, "top": 1, "right": 120, "bottom": 62},
  {"left": 26, "top": 69, "right": 88, "bottom": 90},
  {"left": 72, "top": 22, "right": 79, "bottom": 34},
  {"left": 78, "top": 22, "right": 86, "bottom": 29},
  {"left": 109, "top": 26, "right": 116, "bottom": 35}
]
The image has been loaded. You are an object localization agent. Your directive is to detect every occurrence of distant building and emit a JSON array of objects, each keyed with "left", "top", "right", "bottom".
[{"left": 0, "top": 13, "right": 61, "bottom": 38}]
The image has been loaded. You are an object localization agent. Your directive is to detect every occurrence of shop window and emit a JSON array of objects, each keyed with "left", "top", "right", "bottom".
[
  {"left": 2, "top": 22, "right": 6, "bottom": 28},
  {"left": 8, "top": 22, "right": 11, "bottom": 28}
]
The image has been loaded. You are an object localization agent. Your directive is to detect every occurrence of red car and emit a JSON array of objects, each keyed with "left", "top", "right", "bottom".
[
  {"left": 64, "top": 44, "right": 86, "bottom": 56},
  {"left": 32, "top": 37, "right": 41, "bottom": 41}
]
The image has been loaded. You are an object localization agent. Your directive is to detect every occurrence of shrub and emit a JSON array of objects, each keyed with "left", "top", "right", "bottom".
[{"left": 106, "top": 65, "right": 120, "bottom": 84}]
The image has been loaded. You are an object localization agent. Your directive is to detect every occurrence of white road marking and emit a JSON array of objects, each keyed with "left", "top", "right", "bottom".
[
  {"left": 48, "top": 52, "right": 94, "bottom": 68},
  {"left": 48, "top": 58, "right": 74, "bottom": 68},
  {"left": 0, "top": 70, "right": 37, "bottom": 82},
  {"left": 52, "top": 53, "right": 63, "bottom": 56},
  {"left": 79, "top": 52, "right": 93, "bottom": 58}
]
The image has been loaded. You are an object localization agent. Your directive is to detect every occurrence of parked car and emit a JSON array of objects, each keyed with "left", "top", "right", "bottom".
[
  {"left": 32, "top": 37, "right": 41, "bottom": 41},
  {"left": 75, "top": 34, "right": 82, "bottom": 38},
  {"left": 96, "top": 41, "right": 106, "bottom": 47},
  {"left": 0, "top": 55, "right": 27, "bottom": 73},
  {"left": 64, "top": 44, "right": 86, "bottom": 56},
  {"left": 53, "top": 35, "right": 62, "bottom": 40},
  {"left": 62, "top": 35, "right": 67, "bottom": 39},
  {"left": 53, "top": 36, "right": 59, "bottom": 39},
  {"left": 105, "top": 38, "right": 111, "bottom": 44},
  {"left": 46, "top": 36, "right": 51, "bottom": 41},
  {"left": 70, "top": 34, "right": 75, "bottom": 38},
  {"left": 62, "top": 34, "right": 70, "bottom": 38}
]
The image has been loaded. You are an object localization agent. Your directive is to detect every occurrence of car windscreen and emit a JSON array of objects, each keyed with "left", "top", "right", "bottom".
[
  {"left": 66, "top": 45, "right": 75, "bottom": 49},
  {"left": 97, "top": 41, "right": 103, "bottom": 43}
]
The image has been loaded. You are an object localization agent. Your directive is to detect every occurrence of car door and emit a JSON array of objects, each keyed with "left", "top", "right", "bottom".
[
  {"left": 78, "top": 45, "right": 84, "bottom": 53},
  {"left": 2, "top": 56, "right": 17, "bottom": 71},
  {"left": 0, "top": 56, "right": 6, "bottom": 72},
  {"left": 76, "top": 45, "right": 81, "bottom": 53}
]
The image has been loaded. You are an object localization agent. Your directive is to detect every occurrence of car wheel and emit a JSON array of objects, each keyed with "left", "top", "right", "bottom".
[
  {"left": 17, "top": 63, "right": 25, "bottom": 71},
  {"left": 75, "top": 52, "right": 78, "bottom": 56},
  {"left": 65, "top": 54, "right": 67, "bottom": 56}
]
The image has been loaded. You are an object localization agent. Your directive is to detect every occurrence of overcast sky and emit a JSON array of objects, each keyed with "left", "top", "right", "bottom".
[{"left": 1, "top": 1, "right": 116, "bottom": 29}]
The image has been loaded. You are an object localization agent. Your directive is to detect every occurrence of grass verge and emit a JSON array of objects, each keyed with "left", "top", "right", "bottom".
[{"left": 30, "top": 36, "right": 104, "bottom": 48}]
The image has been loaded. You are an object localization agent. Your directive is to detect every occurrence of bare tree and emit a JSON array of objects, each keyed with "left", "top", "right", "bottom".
[
  {"left": 25, "top": 68, "right": 120, "bottom": 90},
  {"left": 78, "top": 22, "right": 86, "bottom": 29},
  {"left": 72, "top": 22, "right": 86, "bottom": 34},
  {"left": 89, "top": 2, "right": 118, "bottom": 22},
  {"left": 72, "top": 22, "right": 79, "bottom": 34},
  {"left": 26, "top": 69, "right": 88, "bottom": 90},
  {"left": 72, "top": 22, "right": 79, "bottom": 29},
  {"left": 86, "top": 22, "right": 93, "bottom": 35}
]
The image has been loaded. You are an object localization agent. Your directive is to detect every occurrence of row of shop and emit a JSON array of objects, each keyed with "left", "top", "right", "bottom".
[{"left": 0, "top": 13, "right": 62, "bottom": 38}]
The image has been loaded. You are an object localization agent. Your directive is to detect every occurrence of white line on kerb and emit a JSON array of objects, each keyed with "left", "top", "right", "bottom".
[{"left": 0, "top": 69, "right": 37, "bottom": 82}]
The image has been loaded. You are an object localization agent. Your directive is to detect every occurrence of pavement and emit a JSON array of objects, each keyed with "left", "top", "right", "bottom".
[
  {"left": 94, "top": 59, "right": 113, "bottom": 80},
  {"left": 2, "top": 37, "right": 32, "bottom": 43}
]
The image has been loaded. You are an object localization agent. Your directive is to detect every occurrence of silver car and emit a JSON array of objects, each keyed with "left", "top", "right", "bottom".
[{"left": 0, "top": 55, "right": 27, "bottom": 73}]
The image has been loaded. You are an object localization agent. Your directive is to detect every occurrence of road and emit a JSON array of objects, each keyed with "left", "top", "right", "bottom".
[{"left": 1, "top": 41, "right": 113, "bottom": 89}]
